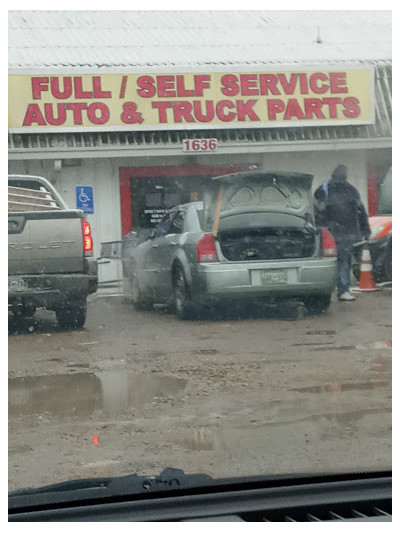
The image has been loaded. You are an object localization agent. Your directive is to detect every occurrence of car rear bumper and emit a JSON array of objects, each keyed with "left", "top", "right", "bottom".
[{"left": 194, "top": 257, "right": 337, "bottom": 299}]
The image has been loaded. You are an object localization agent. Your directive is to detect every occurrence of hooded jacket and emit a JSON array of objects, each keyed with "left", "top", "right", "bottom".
[{"left": 314, "top": 165, "right": 371, "bottom": 241}]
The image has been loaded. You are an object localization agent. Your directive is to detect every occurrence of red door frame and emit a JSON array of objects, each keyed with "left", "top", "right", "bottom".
[{"left": 119, "top": 163, "right": 258, "bottom": 237}]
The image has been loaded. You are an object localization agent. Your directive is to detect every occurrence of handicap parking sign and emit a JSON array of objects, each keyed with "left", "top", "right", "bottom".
[{"left": 76, "top": 186, "right": 94, "bottom": 214}]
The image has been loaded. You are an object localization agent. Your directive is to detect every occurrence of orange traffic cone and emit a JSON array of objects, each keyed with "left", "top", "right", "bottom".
[{"left": 353, "top": 244, "right": 379, "bottom": 292}]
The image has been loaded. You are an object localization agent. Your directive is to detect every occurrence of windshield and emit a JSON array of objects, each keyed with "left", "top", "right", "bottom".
[{"left": 8, "top": 10, "right": 392, "bottom": 494}]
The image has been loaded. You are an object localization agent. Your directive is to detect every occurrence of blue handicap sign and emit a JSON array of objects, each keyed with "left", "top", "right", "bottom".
[{"left": 76, "top": 186, "right": 94, "bottom": 214}]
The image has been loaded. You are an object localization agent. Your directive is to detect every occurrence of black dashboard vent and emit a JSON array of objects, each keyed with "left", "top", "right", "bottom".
[{"left": 241, "top": 500, "right": 392, "bottom": 522}]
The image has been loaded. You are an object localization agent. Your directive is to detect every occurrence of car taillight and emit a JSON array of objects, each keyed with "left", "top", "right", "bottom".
[
  {"left": 321, "top": 228, "right": 337, "bottom": 257},
  {"left": 197, "top": 233, "right": 218, "bottom": 263},
  {"left": 82, "top": 219, "right": 93, "bottom": 255}
]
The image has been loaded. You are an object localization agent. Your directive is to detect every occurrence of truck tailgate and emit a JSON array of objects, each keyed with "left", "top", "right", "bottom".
[{"left": 8, "top": 211, "right": 85, "bottom": 275}]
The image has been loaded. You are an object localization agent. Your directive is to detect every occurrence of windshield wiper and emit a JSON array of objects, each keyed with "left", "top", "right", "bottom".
[{"left": 9, "top": 468, "right": 391, "bottom": 512}]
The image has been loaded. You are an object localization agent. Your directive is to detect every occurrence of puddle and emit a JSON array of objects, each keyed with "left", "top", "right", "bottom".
[
  {"left": 290, "top": 381, "right": 389, "bottom": 394},
  {"left": 8, "top": 370, "right": 187, "bottom": 419},
  {"left": 182, "top": 408, "right": 392, "bottom": 452}
]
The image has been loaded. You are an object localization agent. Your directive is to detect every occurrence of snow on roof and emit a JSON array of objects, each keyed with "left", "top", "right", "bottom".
[{"left": 8, "top": 10, "right": 392, "bottom": 70}]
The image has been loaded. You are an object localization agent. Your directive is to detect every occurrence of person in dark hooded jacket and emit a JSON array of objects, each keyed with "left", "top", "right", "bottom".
[{"left": 314, "top": 164, "right": 371, "bottom": 301}]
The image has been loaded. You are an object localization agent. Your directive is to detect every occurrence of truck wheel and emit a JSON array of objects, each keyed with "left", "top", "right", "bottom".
[
  {"left": 18, "top": 306, "right": 36, "bottom": 318},
  {"left": 56, "top": 299, "right": 87, "bottom": 329},
  {"left": 304, "top": 294, "right": 331, "bottom": 315},
  {"left": 173, "top": 267, "right": 193, "bottom": 320},
  {"left": 131, "top": 272, "right": 152, "bottom": 311}
]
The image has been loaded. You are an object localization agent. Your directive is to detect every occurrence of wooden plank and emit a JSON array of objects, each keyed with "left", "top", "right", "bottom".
[
  {"left": 8, "top": 186, "right": 51, "bottom": 199},
  {"left": 8, "top": 193, "right": 56, "bottom": 206},
  {"left": 8, "top": 201, "right": 60, "bottom": 212}
]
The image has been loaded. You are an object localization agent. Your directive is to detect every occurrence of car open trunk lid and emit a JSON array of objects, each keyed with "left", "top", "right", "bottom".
[{"left": 203, "top": 171, "right": 317, "bottom": 262}]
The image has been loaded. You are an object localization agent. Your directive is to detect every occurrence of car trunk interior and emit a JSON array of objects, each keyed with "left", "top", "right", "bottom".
[{"left": 217, "top": 212, "right": 317, "bottom": 261}]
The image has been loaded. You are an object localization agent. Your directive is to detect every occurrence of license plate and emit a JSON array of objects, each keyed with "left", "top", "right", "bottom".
[
  {"left": 260, "top": 269, "right": 288, "bottom": 285},
  {"left": 8, "top": 278, "right": 28, "bottom": 291}
]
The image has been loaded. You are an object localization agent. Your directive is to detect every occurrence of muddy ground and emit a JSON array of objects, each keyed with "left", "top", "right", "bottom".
[{"left": 8, "top": 289, "right": 392, "bottom": 491}]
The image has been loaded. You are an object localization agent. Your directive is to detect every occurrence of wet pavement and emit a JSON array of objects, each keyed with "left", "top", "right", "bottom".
[{"left": 8, "top": 289, "right": 392, "bottom": 490}]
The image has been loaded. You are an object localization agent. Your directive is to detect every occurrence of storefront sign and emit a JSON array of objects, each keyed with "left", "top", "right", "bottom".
[
  {"left": 8, "top": 68, "right": 374, "bottom": 133},
  {"left": 183, "top": 138, "right": 218, "bottom": 152}
]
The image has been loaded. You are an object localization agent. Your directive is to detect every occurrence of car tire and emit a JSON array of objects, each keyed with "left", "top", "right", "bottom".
[
  {"left": 304, "top": 294, "right": 332, "bottom": 315},
  {"left": 131, "top": 271, "right": 152, "bottom": 311},
  {"left": 56, "top": 299, "right": 87, "bottom": 329},
  {"left": 384, "top": 243, "right": 392, "bottom": 282},
  {"left": 173, "top": 266, "right": 193, "bottom": 320}
]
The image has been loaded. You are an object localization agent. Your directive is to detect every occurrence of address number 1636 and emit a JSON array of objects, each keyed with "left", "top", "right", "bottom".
[{"left": 183, "top": 139, "right": 218, "bottom": 152}]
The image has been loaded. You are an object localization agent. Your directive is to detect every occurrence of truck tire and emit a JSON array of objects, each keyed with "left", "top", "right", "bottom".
[
  {"left": 17, "top": 306, "right": 36, "bottom": 318},
  {"left": 56, "top": 299, "right": 87, "bottom": 329}
]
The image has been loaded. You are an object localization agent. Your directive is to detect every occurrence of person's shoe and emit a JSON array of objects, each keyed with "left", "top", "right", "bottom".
[{"left": 338, "top": 292, "right": 356, "bottom": 301}]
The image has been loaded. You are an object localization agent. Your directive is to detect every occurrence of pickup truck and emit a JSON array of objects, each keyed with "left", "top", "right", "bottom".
[{"left": 8, "top": 175, "right": 98, "bottom": 329}]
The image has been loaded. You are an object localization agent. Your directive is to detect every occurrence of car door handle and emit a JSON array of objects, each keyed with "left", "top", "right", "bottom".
[{"left": 152, "top": 243, "right": 159, "bottom": 248}]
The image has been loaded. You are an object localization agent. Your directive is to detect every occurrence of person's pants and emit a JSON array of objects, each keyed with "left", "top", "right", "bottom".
[{"left": 336, "top": 239, "right": 354, "bottom": 296}]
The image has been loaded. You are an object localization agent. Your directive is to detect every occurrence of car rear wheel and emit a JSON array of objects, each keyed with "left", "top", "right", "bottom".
[
  {"left": 303, "top": 294, "right": 332, "bottom": 315},
  {"left": 131, "top": 271, "right": 152, "bottom": 311},
  {"left": 173, "top": 267, "right": 193, "bottom": 320},
  {"left": 384, "top": 243, "right": 392, "bottom": 282},
  {"left": 56, "top": 299, "right": 87, "bottom": 329}
]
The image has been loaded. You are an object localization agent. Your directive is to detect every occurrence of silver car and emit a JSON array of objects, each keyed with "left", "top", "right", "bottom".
[{"left": 127, "top": 171, "right": 337, "bottom": 319}]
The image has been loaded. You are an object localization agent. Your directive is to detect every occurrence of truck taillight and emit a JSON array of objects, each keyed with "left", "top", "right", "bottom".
[
  {"left": 82, "top": 219, "right": 93, "bottom": 255},
  {"left": 321, "top": 228, "right": 337, "bottom": 257},
  {"left": 197, "top": 233, "right": 218, "bottom": 263}
]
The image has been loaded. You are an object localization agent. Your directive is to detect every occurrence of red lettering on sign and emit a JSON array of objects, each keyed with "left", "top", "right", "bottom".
[
  {"left": 51, "top": 77, "right": 72, "bottom": 99},
  {"left": 44, "top": 103, "right": 66, "bottom": 125},
  {"left": 298, "top": 74, "right": 309, "bottom": 95},
  {"left": 309, "top": 73, "right": 329, "bottom": 94},
  {"left": 173, "top": 101, "right": 195, "bottom": 123},
  {"left": 284, "top": 99, "right": 305, "bottom": 120},
  {"left": 343, "top": 97, "right": 361, "bottom": 118},
  {"left": 74, "top": 77, "right": 93, "bottom": 99},
  {"left": 259, "top": 75, "right": 280, "bottom": 96},
  {"left": 277, "top": 73, "right": 298, "bottom": 95},
  {"left": 152, "top": 101, "right": 172, "bottom": 123},
  {"left": 137, "top": 76, "right": 156, "bottom": 98},
  {"left": 66, "top": 103, "right": 87, "bottom": 124},
  {"left": 176, "top": 75, "right": 195, "bottom": 97},
  {"left": 237, "top": 100, "right": 259, "bottom": 121},
  {"left": 23, "top": 104, "right": 46, "bottom": 126},
  {"left": 31, "top": 77, "right": 49, "bottom": 99},
  {"left": 87, "top": 102, "right": 110, "bottom": 124},
  {"left": 216, "top": 100, "right": 236, "bottom": 121},
  {"left": 322, "top": 97, "right": 342, "bottom": 118},
  {"left": 92, "top": 76, "right": 112, "bottom": 98},
  {"left": 220, "top": 75, "right": 239, "bottom": 96},
  {"left": 304, "top": 98, "right": 325, "bottom": 119},
  {"left": 157, "top": 76, "right": 176, "bottom": 97},
  {"left": 267, "top": 99, "right": 285, "bottom": 120},
  {"left": 193, "top": 100, "right": 215, "bottom": 122},
  {"left": 330, "top": 72, "right": 348, "bottom": 94},
  {"left": 240, "top": 75, "right": 259, "bottom": 96},
  {"left": 194, "top": 75, "right": 211, "bottom": 96}
]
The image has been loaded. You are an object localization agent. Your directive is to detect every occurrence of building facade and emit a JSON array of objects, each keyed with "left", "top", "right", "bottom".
[{"left": 8, "top": 11, "right": 392, "bottom": 284}]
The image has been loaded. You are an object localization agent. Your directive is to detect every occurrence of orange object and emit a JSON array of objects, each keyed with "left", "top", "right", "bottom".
[
  {"left": 91, "top": 434, "right": 99, "bottom": 446},
  {"left": 356, "top": 245, "right": 378, "bottom": 292}
]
